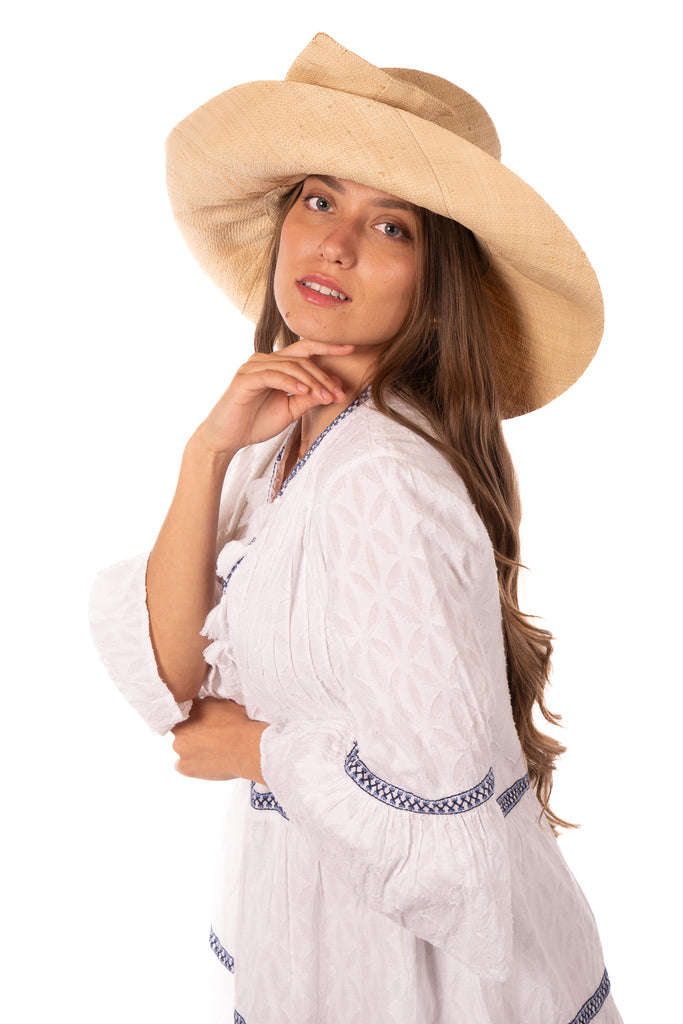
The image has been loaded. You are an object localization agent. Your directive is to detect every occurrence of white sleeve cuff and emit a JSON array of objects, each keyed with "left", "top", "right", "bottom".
[{"left": 89, "top": 552, "right": 192, "bottom": 735}]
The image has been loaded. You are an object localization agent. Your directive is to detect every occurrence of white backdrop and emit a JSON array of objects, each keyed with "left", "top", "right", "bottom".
[{"left": 3, "top": 2, "right": 680, "bottom": 1020}]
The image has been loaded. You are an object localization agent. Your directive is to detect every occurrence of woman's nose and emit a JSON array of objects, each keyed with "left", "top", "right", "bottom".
[{"left": 319, "top": 220, "right": 358, "bottom": 266}]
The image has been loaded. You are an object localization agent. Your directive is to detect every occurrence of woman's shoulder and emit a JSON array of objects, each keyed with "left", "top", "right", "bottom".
[
  {"left": 336, "top": 396, "right": 467, "bottom": 491},
  {"left": 319, "top": 395, "right": 488, "bottom": 549}
]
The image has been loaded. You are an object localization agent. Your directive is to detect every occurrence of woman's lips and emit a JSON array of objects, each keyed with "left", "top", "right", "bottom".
[{"left": 296, "top": 274, "right": 351, "bottom": 306}]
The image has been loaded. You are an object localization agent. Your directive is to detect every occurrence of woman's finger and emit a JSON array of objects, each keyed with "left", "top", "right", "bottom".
[
  {"left": 238, "top": 361, "right": 344, "bottom": 401},
  {"left": 234, "top": 367, "right": 340, "bottom": 403}
]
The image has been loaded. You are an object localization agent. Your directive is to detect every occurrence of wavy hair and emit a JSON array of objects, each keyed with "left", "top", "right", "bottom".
[{"left": 255, "top": 184, "right": 574, "bottom": 833}]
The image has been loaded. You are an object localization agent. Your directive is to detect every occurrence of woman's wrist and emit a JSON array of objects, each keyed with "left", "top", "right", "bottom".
[
  {"left": 244, "top": 721, "right": 270, "bottom": 786},
  {"left": 183, "top": 427, "right": 238, "bottom": 478}
]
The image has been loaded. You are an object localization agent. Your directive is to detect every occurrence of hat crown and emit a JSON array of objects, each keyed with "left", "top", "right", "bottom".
[{"left": 285, "top": 33, "right": 501, "bottom": 161}]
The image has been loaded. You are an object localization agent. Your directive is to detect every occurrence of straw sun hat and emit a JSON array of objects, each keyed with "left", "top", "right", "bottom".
[{"left": 166, "top": 33, "right": 603, "bottom": 418}]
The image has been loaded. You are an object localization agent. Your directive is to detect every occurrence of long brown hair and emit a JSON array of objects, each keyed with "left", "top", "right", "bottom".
[{"left": 256, "top": 184, "right": 573, "bottom": 833}]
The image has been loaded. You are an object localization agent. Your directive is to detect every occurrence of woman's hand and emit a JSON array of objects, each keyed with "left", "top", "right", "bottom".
[
  {"left": 192, "top": 339, "right": 355, "bottom": 457},
  {"left": 171, "top": 697, "right": 270, "bottom": 784}
]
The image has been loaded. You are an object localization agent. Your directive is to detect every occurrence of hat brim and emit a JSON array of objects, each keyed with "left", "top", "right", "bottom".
[{"left": 166, "top": 80, "right": 603, "bottom": 418}]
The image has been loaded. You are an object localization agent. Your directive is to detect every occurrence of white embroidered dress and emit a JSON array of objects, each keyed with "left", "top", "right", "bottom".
[{"left": 90, "top": 395, "right": 622, "bottom": 1024}]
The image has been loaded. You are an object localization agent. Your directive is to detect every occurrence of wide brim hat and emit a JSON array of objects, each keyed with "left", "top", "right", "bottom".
[{"left": 166, "top": 33, "right": 603, "bottom": 418}]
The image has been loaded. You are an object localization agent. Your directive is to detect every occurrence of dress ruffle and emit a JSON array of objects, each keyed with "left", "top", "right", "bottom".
[{"left": 201, "top": 474, "right": 274, "bottom": 702}]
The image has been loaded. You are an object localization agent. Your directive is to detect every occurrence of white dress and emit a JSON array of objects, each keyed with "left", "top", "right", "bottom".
[{"left": 90, "top": 393, "right": 622, "bottom": 1024}]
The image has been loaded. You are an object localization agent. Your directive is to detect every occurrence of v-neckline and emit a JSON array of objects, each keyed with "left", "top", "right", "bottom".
[
  {"left": 267, "top": 388, "right": 370, "bottom": 503},
  {"left": 281, "top": 420, "right": 303, "bottom": 482}
]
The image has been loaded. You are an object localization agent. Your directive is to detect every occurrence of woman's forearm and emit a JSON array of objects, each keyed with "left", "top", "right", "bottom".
[
  {"left": 145, "top": 341, "right": 353, "bottom": 703},
  {"left": 146, "top": 432, "right": 237, "bottom": 703}
]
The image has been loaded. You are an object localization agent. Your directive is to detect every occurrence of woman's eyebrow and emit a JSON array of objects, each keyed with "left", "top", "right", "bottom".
[
  {"left": 371, "top": 197, "right": 414, "bottom": 213},
  {"left": 309, "top": 174, "right": 345, "bottom": 193}
]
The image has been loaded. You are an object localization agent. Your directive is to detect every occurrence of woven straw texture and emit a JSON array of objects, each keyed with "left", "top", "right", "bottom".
[{"left": 166, "top": 34, "right": 603, "bottom": 417}]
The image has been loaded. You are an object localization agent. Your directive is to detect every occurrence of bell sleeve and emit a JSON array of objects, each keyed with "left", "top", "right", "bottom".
[
  {"left": 259, "top": 453, "right": 513, "bottom": 980},
  {"left": 89, "top": 551, "right": 194, "bottom": 734},
  {"left": 88, "top": 444, "right": 270, "bottom": 734}
]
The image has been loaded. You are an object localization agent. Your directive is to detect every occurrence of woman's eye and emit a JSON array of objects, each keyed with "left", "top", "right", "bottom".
[
  {"left": 304, "top": 195, "right": 332, "bottom": 212},
  {"left": 378, "top": 222, "right": 408, "bottom": 240}
]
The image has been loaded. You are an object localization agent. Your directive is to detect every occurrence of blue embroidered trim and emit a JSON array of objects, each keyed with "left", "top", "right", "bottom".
[
  {"left": 221, "top": 537, "right": 256, "bottom": 594},
  {"left": 497, "top": 774, "right": 530, "bottom": 817},
  {"left": 268, "top": 423, "right": 296, "bottom": 501},
  {"left": 209, "top": 927, "right": 235, "bottom": 973},
  {"left": 270, "top": 387, "right": 370, "bottom": 501},
  {"left": 250, "top": 780, "right": 289, "bottom": 819},
  {"left": 234, "top": 1012, "right": 246, "bottom": 1024},
  {"left": 568, "top": 969, "right": 610, "bottom": 1024},
  {"left": 344, "top": 743, "right": 494, "bottom": 814}
]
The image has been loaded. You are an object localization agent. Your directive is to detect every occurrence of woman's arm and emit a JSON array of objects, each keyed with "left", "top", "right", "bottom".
[
  {"left": 146, "top": 436, "right": 234, "bottom": 702},
  {"left": 144, "top": 340, "right": 353, "bottom": 703},
  {"left": 171, "top": 698, "right": 269, "bottom": 784},
  {"left": 254, "top": 453, "right": 514, "bottom": 977}
]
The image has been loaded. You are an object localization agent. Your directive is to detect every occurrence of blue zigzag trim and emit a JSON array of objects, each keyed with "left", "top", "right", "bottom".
[
  {"left": 209, "top": 927, "right": 234, "bottom": 973},
  {"left": 344, "top": 742, "right": 494, "bottom": 814},
  {"left": 497, "top": 774, "right": 530, "bottom": 817},
  {"left": 234, "top": 1012, "right": 246, "bottom": 1024},
  {"left": 270, "top": 387, "right": 370, "bottom": 501},
  {"left": 568, "top": 968, "right": 610, "bottom": 1024},
  {"left": 250, "top": 781, "right": 289, "bottom": 819}
]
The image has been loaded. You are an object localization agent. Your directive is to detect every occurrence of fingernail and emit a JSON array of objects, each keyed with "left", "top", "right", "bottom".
[
  {"left": 297, "top": 382, "right": 309, "bottom": 392},
  {"left": 320, "top": 388, "right": 332, "bottom": 400}
]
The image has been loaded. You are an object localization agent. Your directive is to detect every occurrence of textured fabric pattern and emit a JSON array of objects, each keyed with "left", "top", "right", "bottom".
[{"left": 90, "top": 397, "right": 622, "bottom": 1023}]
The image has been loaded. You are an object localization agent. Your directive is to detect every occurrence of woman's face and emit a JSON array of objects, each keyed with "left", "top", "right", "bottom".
[{"left": 273, "top": 176, "right": 418, "bottom": 352}]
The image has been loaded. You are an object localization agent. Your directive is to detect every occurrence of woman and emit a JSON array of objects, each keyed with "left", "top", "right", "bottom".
[{"left": 90, "top": 34, "right": 621, "bottom": 1023}]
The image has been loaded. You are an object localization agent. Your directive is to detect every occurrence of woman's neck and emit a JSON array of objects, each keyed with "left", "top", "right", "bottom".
[{"left": 296, "top": 346, "right": 376, "bottom": 457}]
